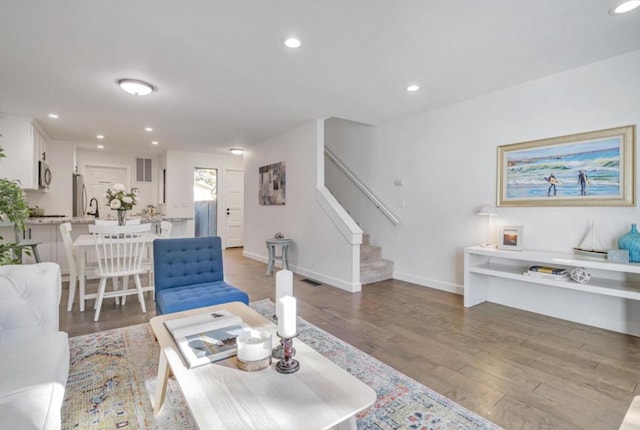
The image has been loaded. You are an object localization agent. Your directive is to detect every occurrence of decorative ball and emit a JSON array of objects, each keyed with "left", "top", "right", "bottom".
[
  {"left": 570, "top": 267, "right": 591, "bottom": 284},
  {"left": 274, "top": 232, "right": 284, "bottom": 239}
]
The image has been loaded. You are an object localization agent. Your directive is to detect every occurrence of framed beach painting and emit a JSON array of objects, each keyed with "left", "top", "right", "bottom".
[{"left": 497, "top": 125, "right": 635, "bottom": 207}]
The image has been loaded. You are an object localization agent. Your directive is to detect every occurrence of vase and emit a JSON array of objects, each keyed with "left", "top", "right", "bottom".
[
  {"left": 117, "top": 209, "right": 127, "bottom": 226},
  {"left": 618, "top": 224, "right": 640, "bottom": 262}
]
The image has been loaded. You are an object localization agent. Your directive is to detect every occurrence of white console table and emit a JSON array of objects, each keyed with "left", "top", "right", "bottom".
[{"left": 464, "top": 246, "right": 640, "bottom": 336}]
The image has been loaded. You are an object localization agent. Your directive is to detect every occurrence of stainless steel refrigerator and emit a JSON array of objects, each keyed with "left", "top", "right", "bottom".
[{"left": 72, "top": 173, "right": 87, "bottom": 217}]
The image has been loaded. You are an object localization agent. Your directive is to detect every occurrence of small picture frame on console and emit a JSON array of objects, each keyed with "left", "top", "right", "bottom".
[{"left": 498, "top": 226, "right": 523, "bottom": 250}]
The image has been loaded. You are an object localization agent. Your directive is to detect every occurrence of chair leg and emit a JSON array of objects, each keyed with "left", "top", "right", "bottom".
[
  {"left": 66, "top": 270, "right": 77, "bottom": 312},
  {"left": 112, "top": 277, "right": 121, "bottom": 305},
  {"left": 134, "top": 275, "right": 146, "bottom": 314},
  {"left": 94, "top": 278, "right": 108, "bottom": 322},
  {"left": 31, "top": 244, "right": 41, "bottom": 263},
  {"left": 121, "top": 275, "right": 129, "bottom": 306}
]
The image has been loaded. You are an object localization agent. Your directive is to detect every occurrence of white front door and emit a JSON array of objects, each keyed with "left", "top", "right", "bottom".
[
  {"left": 224, "top": 169, "right": 244, "bottom": 248},
  {"left": 84, "top": 165, "right": 129, "bottom": 216}
]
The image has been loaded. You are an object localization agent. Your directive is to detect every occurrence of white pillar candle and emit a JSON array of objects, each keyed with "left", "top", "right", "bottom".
[
  {"left": 237, "top": 330, "right": 272, "bottom": 362},
  {"left": 277, "top": 295, "right": 297, "bottom": 338},
  {"left": 275, "top": 270, "right": 293, "bottom": 320}
]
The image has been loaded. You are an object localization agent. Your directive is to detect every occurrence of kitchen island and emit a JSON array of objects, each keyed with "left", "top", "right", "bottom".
[{"left": 1, "top": 216, "right": 192, "bottom": 272}]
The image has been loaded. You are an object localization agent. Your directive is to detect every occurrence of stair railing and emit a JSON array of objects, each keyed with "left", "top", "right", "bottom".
[{"left": 324, "top": 147, "right": 400, "bottom": 226}]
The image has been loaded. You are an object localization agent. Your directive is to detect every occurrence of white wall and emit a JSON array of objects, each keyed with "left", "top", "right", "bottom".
[
  {"left": 243, "top": 120, "right": 361, "bottom": 291},
  {"left": 326, "top": 49, "right": 640, "bottom": 294},
  {"left": 164, "top": 149, "right": 243, "bottom": 240},
  {"left": 24, "top": 140, "right": 74, "bottom": 216},
  {"left": 76, "top": 148, "right": 159, "bottom": 214}
]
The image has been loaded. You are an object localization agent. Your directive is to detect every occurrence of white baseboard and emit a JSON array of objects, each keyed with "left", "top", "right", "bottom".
[
  {"left": 393, "top": 271, "right": 463, "bottom": 295},
  {"left": 242, "top": 250, "right": 361, "bottom": 293}
]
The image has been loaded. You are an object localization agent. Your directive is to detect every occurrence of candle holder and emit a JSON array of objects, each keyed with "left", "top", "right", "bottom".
[
  {"left": 276, "top": 334, "right": 300, "bottom": 374},
  {"left": 272, "top": 331, "right": 296, "bottom": 360}
]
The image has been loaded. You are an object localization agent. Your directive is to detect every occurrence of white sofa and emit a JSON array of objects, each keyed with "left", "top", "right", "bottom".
[{"left": 0, "top": 263, "right": 69, "bottom": 430}]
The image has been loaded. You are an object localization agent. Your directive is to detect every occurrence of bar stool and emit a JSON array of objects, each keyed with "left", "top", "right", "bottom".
[
  {"left": 14, "top": 228, "right": 41, "bottom": 263},
  {"left": 265, "top": 238, "right": 293, "bottom": 276}
]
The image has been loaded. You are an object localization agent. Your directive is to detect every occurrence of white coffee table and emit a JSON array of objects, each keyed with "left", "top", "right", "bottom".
[{"left": 150, "top": 302, "right": 377, "bottom": 429}]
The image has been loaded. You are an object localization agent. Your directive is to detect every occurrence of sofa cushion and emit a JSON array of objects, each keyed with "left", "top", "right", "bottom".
[
  {"left": 156, "top": 281, "right": 249, "bottom": 314},
  {"left": 0, "top": 263, "right": 61, "bottom": 343},
  {"left": 0, "top": 331, "right": 69, "bottom": 430}
]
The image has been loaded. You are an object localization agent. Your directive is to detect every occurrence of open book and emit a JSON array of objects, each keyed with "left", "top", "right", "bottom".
[{"left": 164, "top": 310, "right": 249, "bottom": 368}]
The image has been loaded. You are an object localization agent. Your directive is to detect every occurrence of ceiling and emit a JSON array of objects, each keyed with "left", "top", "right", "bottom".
[{"left": 1, "top": 0, "right": 639, "bottom": 155}]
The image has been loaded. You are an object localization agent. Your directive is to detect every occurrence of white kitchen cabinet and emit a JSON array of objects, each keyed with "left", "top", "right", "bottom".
[
  {"left": 0, "top": 115, "right": 42, "bottom": 189},
  {"left": 21, "top": 224, "right": 56, "bottom": 264}
]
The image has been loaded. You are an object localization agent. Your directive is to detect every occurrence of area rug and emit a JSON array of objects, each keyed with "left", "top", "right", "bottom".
[{"left": 62, "top": 299, "right": 503, "bottom": 430}]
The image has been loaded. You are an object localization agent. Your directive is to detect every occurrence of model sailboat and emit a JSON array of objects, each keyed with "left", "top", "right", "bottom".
[{"left": 573, "top": 222, "right": 608, "bottom": 258}]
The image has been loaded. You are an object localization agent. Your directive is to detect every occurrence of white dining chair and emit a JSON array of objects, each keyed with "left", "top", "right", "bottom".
[
  {"left": 94, "top": 219, "right": 117, "bottom": 226},
  {"left": 94, "top": 219, "right": 141, "bottom": 226},
  {"left": 59, "top": 222, "right": 102, "bottom": 312},
  {"left": 88, "top": 223, "right": 152, "bottom": 321}
]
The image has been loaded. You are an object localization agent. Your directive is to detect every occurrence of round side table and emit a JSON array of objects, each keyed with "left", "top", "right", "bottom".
[{"left": 265, "top": 238, "right": 293, "bottom": 276}]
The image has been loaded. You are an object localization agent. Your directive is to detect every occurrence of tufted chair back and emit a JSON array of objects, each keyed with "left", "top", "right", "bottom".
[
  {"left": 0, "top": 262, "right": 61, "bottom": 344},
  {"left": 153, "top": 236, "right": 224, "bottom": 293}
]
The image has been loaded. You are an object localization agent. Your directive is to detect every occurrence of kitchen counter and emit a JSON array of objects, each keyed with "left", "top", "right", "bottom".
[{"left": 26, "top": 215, "right": 193, "bottom": 225}]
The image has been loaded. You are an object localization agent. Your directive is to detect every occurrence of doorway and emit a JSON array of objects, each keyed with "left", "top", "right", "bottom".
[
  {"left": 224, "top": 169, "right": 244, "bottom": 248},
  {"left": 194, "top": 168, "right": 217, "bottom": 237}
]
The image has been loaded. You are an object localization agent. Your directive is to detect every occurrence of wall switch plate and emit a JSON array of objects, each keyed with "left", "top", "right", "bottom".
[{"left": 394, "top": 179, "right": 403, "bottom": 186}]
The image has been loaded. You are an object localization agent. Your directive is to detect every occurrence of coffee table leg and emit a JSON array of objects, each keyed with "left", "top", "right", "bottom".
[
  {"left": 154, "top": 350, "right": 170, "bottom": 414},
  {"left": 335, "top": 415, "right": 356, "bottom": 430}
]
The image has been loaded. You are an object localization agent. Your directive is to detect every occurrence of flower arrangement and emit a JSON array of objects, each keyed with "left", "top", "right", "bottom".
[{"left": 105, "top": 183, "right": 138, "bottom": 211}]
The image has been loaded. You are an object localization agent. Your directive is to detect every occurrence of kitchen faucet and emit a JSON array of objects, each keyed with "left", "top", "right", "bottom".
[{"left": 88, "top": 198, "right": 100, "bottom": 218}]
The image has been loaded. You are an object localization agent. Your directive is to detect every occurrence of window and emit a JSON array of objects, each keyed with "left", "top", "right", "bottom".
[{"left": 136, "top": 157, "right": 152, "bottom": 182}]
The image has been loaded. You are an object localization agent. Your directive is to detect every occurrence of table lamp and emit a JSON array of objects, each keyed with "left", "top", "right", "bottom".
[{"left": 477, "top": 206, "right": 498, "bottom": 247}]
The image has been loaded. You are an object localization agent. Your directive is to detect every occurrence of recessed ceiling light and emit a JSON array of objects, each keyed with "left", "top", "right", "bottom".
[
  {"left": 145, "top": 127, "right": 153, "bottom": 132},
  {"left": 284, "top": 38, "right": 301, "bottom": 48},
  {"left": 152, "top": 141, "right": 159, "bottom": 145},
  {"left": 405, "top": 84, "right": 420, "bottom": 92},
  {"left": 230, "top": 148, "right": 244, "bottom": 155},
  {"left": 609, "top": 0, "right": 640, "bottom": 14},
  {"left": 48, "top": 113, "right": 59, "bottom": 119},
  {"left": 96, "top": 134, "right": 104, "bottom": 139},
  {"left": 117, "top": 78, "right": 155, "bottom": 96},
  {"left": 97, "top": 144, "right": 104, "bottom": 149}
]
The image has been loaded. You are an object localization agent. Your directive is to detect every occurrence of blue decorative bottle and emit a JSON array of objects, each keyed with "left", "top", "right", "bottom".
[{"left": 618, "top": 224, "right": 640, "bottom": 262}]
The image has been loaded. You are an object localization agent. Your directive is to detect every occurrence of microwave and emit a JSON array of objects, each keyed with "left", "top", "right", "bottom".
[{"left": 38, "top": 161, "right": 52, "bottom": 189}]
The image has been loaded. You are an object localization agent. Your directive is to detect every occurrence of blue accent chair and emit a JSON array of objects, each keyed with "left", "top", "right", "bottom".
[{"left": 153, "top": 236, "right": 249, "bottom": 315}]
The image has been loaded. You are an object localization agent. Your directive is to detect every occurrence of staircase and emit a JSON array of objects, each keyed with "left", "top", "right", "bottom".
[{"left": 360, "top": 233, "right": 394, "bottom": 285}]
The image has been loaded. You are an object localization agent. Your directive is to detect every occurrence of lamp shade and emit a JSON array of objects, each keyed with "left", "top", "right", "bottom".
[{"left": 477, "top": 206, "right": 497, "bottom": 216}]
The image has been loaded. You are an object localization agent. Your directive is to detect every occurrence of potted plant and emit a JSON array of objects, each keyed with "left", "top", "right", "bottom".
[{"left": 0, "top": 146, "right": 30, "bottom": 264}]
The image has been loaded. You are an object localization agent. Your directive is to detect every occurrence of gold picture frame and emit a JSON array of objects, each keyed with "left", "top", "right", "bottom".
[{"left": 497, "top": 125, "right": 635, "bottom": 207}]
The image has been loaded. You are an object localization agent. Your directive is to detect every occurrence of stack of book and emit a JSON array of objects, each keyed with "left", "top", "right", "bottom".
[
  {"left": 164, "top": 310, "right": 250, "bottom": 368},
  {"left": 523, "top": 265, "right": 569, "bottom": 281}
]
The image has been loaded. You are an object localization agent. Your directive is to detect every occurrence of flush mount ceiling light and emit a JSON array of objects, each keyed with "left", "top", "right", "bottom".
[
  {"left": 97, "top": 144, "right": 104, "bottom": 149},
  {"left": 405, "top": 84, "right": 420, "bottom": 92},
  {"left": 609, "top": 0, "right": 640, "bottom": 14},
  {"left": 96, "top": 134, "right": 104, "bottom": 139},
  {"left": 284, "top": 38, "right": 301, "bottom": 48},
  {"left": 145, "top": 127, "right": 153, "bottom": 132},
  {"left": 230, "top": 148, "right": 244, "bottom": 155},
  {"left": 152, "top": 141, "right": 159, "bottom": 145},
  {"left": 118, "top": 78, "right": 155, "bottom": 96},
  {"left": 48, "top": 113, "right": 59, "bottom": 119}
]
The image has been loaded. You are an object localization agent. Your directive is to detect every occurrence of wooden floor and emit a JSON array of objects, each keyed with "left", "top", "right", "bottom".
[{"left": 60, "top": 248, "right": 638, "bottom": 430}]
